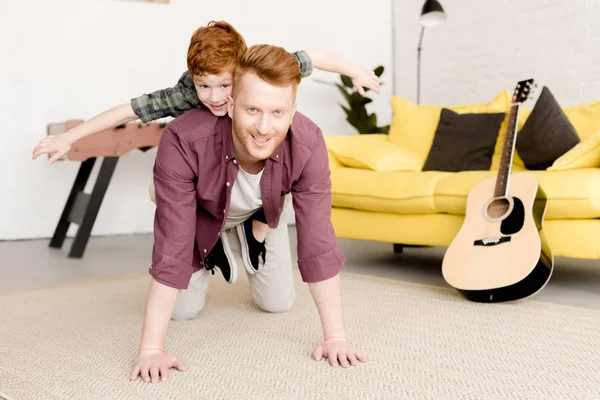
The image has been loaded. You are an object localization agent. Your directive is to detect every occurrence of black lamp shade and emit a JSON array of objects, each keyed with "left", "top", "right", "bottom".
[{"left": 420, "top": 0, "right": 446, "bottom": 27}]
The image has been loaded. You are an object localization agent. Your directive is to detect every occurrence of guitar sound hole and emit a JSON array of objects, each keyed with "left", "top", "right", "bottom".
[{"left": 487, "top": 198, "right": 510, "bottom": 219}]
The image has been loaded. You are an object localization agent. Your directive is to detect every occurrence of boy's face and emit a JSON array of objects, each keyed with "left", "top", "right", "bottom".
[
  {"left": 227, "top": 71, "right": 297, "bottom": 163},
  {"left": 193, "top": 71, "right": 233, "bottom": 117}
]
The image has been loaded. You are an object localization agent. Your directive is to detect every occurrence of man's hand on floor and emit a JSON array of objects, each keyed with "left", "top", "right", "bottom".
[
  {"left": 312, "top": 337, "right": 367, "bottom": 367},
  {"left": 130, "top": 349, "right": 187, "bottom": 383}
]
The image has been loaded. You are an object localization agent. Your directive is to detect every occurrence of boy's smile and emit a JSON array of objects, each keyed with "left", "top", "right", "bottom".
[{"left": 193, "top": 71, "right": 233, "bottom": 117}]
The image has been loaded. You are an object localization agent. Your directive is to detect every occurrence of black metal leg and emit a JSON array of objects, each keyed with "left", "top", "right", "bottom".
[
  {"left": 68, "top": 157, "right": 119, "bottom": 258},
  {"left": 49, "top": 158, "right": 97, "bottom": 249},
  {"left": 393, "top": 244, "right": 404, "bottom": 254}
]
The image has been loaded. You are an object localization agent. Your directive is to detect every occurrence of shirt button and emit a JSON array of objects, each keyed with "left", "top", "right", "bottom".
[
  {"left": 233, "top": 159, "right": 237, "bottom": 164},
  {"left": 276, "top": 154, "right": 279, "bottom": 159},
  {"left": 225, "top": 155, "right": 229, "bottom": 160},
  {"left": 203, "top": 249, "right": 207, "bottom": 253},
  {"left": 226, "top": 182, "right": 230, "bottom": 187}
]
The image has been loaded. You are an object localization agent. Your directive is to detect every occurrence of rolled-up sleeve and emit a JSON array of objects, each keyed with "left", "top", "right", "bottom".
[
  {"left": 292, "top": 50, "right": 313, "bottom": 78},
  {"left": 130, "top": 72, "right": 199, "bottom": 123},
  {"left": 292, "top": 129, "right": 344, "bottom": 282},
  {"left": 150, "top": 125, "right": 197, "bottom": 289}
]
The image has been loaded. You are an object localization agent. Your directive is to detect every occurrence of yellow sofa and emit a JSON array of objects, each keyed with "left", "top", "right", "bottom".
[{"left": 325, "top": 91, "right": 600, "bottom": 260}]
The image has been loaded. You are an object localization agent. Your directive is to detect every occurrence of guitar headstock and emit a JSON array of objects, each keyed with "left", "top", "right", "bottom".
[{"left": 512, "top": 79, "right": 536, "bottom": 104}]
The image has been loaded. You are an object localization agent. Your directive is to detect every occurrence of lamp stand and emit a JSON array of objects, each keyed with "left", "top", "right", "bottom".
[{"left": 416, "top": 26, "right": 425, "bottom": 104}]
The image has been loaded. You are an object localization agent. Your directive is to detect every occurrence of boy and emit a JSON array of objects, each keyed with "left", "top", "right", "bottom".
[{"left": 31, "top": 20, "right": 379, "bottom": 164}]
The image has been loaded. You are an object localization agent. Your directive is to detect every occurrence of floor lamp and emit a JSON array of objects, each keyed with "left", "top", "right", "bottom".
[{"left": 417, "top": 0, "right": 447, "bottom": 104}]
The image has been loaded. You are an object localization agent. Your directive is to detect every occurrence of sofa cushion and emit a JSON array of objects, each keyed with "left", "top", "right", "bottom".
[
  {"left": 331, "top": 168, "right": 449, "bottom": 214},
  {"left": 422, "top": 108, "right": 505, "bottom": 172},
  {"left": 548, "top": 128, "right": 600, "bottom": 171},
  {"left": 518, "top": 99, "right": 600, "bottom": 141},
  {"left": 564, "top": 99, "right": 600, "bottom": 141},
  {"left": 387, "top": 91, "right": 510, "bottom": 166},
  {"left": 433, "top": 169, "right": 600, "bottom": 219},
  {"left": 516, "top": 86, "right": 580, "bottom": 170},
  {"left": 325, "top": 134, "right": 423, "bottom": 172}
]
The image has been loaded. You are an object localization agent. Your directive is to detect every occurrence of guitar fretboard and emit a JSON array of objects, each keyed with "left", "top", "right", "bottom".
[{"left": 494, "top": 104, "right": 520, "bottom": 198}]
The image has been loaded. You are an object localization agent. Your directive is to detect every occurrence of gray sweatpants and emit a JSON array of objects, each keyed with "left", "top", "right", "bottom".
[
  {"left": 149, "top": 181, "right": 295, "bottom": 320},
  {"left": 171, "top": 212, "right": 296, "bottom": 320}
]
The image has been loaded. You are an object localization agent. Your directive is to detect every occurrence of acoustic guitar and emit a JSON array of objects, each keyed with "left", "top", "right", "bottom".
[{"left": 441, "top": 79, "right": 554, "bottom": 303}]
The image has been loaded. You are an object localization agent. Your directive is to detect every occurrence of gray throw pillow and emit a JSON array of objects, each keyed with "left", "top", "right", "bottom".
[
  {"left": 516, "top": 86, "right": 580, "bottom": 170},
  {"left": 422, "top": 108, "right": 505, "bottom": 172}
]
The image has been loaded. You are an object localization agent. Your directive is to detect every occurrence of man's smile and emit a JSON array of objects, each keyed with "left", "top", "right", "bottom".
[{"left": 251, "top": 134, "right": 271, "bottom": 147}]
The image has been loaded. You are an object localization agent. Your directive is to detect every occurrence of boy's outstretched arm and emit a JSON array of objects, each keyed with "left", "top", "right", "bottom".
[
  {"left": 32, "top": 103, "right": 137, "bottom": 164},
  {"left": 305, "top": 49, "right": 381, "bottom": 97},
  {"left": 32, "top": 72, "right": 195, "bottom": 164}
]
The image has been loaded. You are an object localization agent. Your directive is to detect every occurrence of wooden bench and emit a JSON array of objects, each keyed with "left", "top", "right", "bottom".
[{"left": 47, "top": 120, "right": 165, "bottom": 258}]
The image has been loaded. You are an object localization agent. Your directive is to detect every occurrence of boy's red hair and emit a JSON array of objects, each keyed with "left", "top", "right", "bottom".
[{"left": 187, "top": 21, "right": 247, "bottom": 76}]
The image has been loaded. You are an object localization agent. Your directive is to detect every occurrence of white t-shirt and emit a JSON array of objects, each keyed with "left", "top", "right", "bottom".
[{"left": 223, "top": 167, "right": 263, "bottom": 230}]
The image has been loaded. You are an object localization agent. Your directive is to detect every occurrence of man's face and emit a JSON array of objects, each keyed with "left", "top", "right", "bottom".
[
  {"left": 227, "top": 72, "right": 297, "bottom": 163},
  {"left": 193, "top": 71, "right": 233, "bottom": 117}
]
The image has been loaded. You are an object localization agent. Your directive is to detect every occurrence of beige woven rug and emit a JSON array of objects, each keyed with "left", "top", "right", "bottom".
[{"left": 1, "top": 269, "right": 599, "bottom": 400}]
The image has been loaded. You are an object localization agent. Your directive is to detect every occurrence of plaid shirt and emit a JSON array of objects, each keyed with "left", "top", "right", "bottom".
[{"left": 131, "top": 50, "right": 313, "bottom": 123}]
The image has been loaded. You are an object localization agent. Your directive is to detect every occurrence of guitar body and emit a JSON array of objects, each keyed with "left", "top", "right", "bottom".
[{"left": 442, "top": 173, "right": 554, "bottom": 303}]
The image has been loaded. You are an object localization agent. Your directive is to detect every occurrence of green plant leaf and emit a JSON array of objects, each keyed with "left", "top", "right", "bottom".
[
  {"left": 340, "top": 105, "right": 354, "bottom": 122},
  {"left": 312, "top": 78, "right": 335, "bottom": 87},
  {"left": 368, "top": 113, "right": 377, "bottom": 127},
  {"left": 374, "top": 65, "right": 384, "bottom": 77},
  {"left": 345, "top": 114, "right": 363, "bottom": 134},
  {"left": 375, "top": 124, "right": 390, "bottom": 133},
  {"left": 341, "top": 75, "right": 353, "bottom": 88},
  {"left": 335, "top": 84, "right": 352, "bottom": 103}
]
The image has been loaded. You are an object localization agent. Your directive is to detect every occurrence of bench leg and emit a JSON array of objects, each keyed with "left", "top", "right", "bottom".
[
  {"left": 49, "top": 158, "right": 96, "bottom": 249},
  {"left": 68, "top": 157, "right": 119, "bottom": 258},
  {"left": 393, "top": 244, "right": 404, "bottom": 254}
]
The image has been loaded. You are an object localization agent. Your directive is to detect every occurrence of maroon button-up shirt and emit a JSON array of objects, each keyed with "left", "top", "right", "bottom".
[{"left": 149, "top": 108, "right": 344, "bottom": 289}]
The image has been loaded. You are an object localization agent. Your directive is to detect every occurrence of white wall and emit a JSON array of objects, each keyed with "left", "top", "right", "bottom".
[
  {"left": 0, "top": 0, "right": 393, "bottom": 240},
  {"left": 392, "top": 0, "right": 600, "bottom": 106}
]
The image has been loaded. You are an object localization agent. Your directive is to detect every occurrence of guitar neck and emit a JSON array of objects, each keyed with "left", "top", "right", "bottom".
[{"left": 494, "top": 103, "right": 520, "bottom": 198}]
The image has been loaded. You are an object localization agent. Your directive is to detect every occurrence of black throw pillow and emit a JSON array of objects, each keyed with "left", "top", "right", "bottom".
[
  {"left": 422, "top": 108, "right": 504, "bottom": 172},
  {"left": 516, "top": 86, "right": 580, "bottom": 170}
]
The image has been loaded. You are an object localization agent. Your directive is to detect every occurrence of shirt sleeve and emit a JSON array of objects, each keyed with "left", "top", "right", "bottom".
[
  {"left": 292, "top": 129, "right": 344, "bottom": 283},
  {"left": 292, "top": 50, "right": 313, "bottom": 78},
  {"left": 149, "top": 125, "right": 197, "bottom": 289},
  {"left": 130, "top": 71, "right": 202, "bottom": 123}
]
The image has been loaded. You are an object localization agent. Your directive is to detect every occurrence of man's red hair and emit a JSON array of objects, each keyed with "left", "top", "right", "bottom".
[{"left": 232, "top": 44, "right": 301, "bottom": 96}]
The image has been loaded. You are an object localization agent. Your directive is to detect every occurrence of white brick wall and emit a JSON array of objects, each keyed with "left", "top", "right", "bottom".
[
  {"left": 0, "top": 0, "right": 392, "bottom": 240},
  {"left": 392, "top": 0, "right": 600, "bottom": 107}
]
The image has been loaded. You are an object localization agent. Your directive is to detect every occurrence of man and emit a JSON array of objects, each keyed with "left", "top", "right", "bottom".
[
  {"left": 131, "top": 44, "right": 366, "bottom": 384},
  {"left": 31, "top": 20, "right": 378, "bottom": 268}
]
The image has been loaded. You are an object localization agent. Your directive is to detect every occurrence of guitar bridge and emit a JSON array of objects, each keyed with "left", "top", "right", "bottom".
[{"left": 473, "top": 236, "right": 511, "bottom": 247}]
